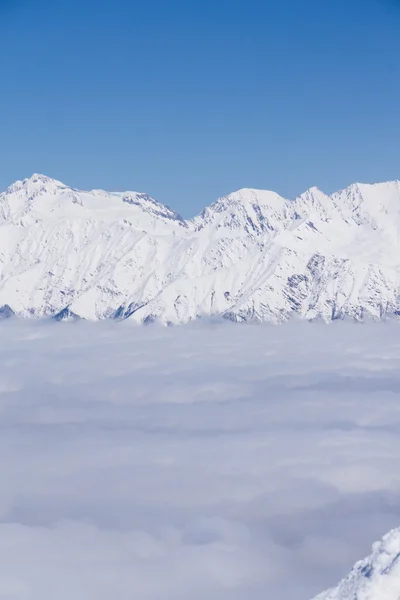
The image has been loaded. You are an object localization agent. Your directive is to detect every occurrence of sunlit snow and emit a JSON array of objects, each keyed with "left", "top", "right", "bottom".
[{"left": 3, "top": 175, "right": 400, "bottom": 323}]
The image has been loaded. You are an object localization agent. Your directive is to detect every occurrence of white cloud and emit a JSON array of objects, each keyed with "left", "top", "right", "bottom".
[{"left": 0, "top": 319, "right": 400, "bottom": 599}]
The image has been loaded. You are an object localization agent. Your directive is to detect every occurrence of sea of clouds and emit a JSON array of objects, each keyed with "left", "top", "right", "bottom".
[{"left": 0, "top": 318, "right": 400, "bottom": 599}]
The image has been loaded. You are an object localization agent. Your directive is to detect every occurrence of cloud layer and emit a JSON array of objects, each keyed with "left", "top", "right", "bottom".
[{"left": 1, "top": 319, "right": 400, "bottom": 599}]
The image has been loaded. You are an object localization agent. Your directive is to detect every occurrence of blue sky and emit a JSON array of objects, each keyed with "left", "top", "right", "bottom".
[{"left": 0, "top": 0, "right": 399, "bottom": 216}]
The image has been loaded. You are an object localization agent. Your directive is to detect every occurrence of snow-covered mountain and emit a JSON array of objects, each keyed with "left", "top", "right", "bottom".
[
  {"left": 312, "top": 528, "right": 400, "bottom": 600},
  {"left": 1, "top": 173, "right": 400, "bottom": 323}
]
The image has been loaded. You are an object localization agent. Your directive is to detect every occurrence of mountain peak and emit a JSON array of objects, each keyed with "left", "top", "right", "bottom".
[
  {"left": 305, "top": 185, "right": 324, "bottom": 195},
  {"left": 191, "top": 187, "right": 290, "bottom": 233},
  {"left": 27, "top": 173, "right": 57, "bottom": 183},
  {"left": 223, "top": 187, "right": 287, "bottom": 205},
  {"left": 3, "top": 173, "right": 67, "bottom": 197},
  {"left": 24, "top": 173, "right": 66, "bottom": 188}
]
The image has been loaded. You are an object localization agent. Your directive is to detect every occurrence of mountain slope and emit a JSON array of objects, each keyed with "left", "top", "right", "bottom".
[
  {"left": 1, "top": 174, "right": 400, "bottom": 323},
  {"left": 312, "top": 528, "right": 400, "bottom": 600}
]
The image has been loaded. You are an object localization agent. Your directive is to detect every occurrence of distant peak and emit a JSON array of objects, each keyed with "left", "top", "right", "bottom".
[
  {"left": 24, "top": 173, "right": 65, "bottom": 187},
  {"left": 228, "top": 187, "right": 284, "bottom": 198},
  {"left": 299, "top": 186, "right": 323, "bottom": 198},
  {"left": 211, "top": 188, "right": 287, "bottom": 209},
  {"left": 298, "top": 186, "right": 331, "bottom": 203},
  {"left": 27, "top": 173, "right": 52, "bottom": 182},
  {"left": 2, "top": 173, "right": 68, "bottom": 197}
]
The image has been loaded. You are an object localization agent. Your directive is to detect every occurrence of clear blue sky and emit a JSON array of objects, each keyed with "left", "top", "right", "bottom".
[{"left": 1, "top": 0, "right": 399, "bottom": 216}]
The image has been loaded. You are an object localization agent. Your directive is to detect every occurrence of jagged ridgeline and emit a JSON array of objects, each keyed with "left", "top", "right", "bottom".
[{"left": 1, "top": 174, "right": 400, "bottom": 324}]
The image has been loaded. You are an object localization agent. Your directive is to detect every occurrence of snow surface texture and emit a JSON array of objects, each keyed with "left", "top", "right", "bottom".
[
  {"left": 2, "top": 174, "right": 400, "bottom": 323},
  {"left": 313, "top": 527, "right": 400, "bottom": 600},
  {"left": 1, "top": 319, "right": 400, "bottom": 599}
]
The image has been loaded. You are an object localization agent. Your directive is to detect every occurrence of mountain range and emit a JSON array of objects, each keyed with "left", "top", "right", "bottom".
[{"left": 1, "top": 173, "right": 400, "bottom": 323}]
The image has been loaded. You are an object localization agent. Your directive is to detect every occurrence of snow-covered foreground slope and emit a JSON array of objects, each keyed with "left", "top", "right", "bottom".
[
  {"left": 313, "top": 528, "right": 400, "bottom": 600},
  {"left": 2, "top": 174, "right": 400, "bottom": 323}
]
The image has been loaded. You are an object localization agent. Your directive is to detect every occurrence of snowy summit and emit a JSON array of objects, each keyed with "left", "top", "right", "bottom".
[{"left": 1, "top": 175, "right": 400, "bottom": 323}]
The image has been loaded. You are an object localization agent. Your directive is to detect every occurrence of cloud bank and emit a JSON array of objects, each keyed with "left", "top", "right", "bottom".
[{"left": 0, "top": 319, "right": 400, "bottom": 599}]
